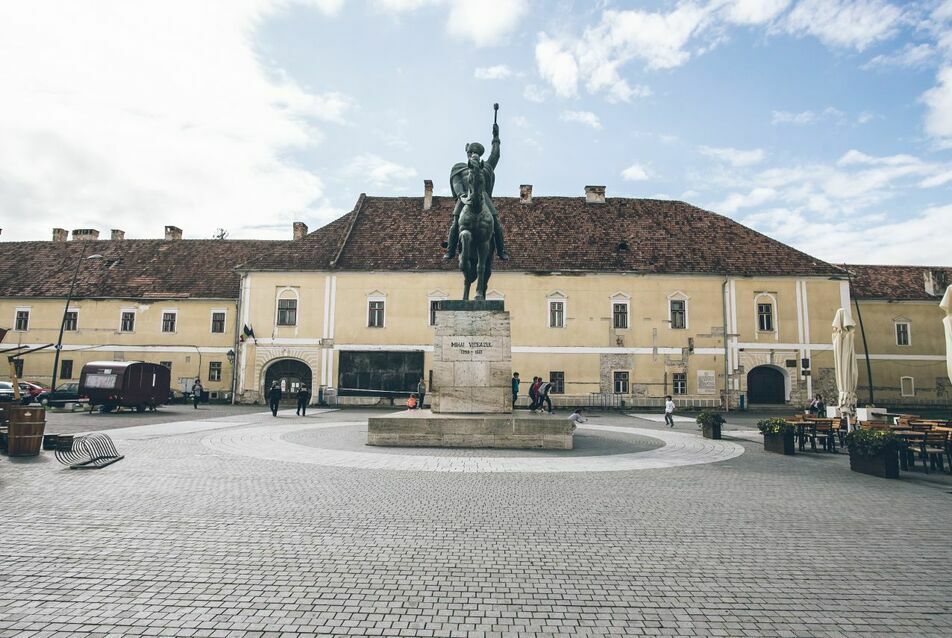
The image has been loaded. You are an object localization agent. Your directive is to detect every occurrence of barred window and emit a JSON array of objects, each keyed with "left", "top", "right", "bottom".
[{"left": 549, "top": 371, "right": 565, "bottom": 394}]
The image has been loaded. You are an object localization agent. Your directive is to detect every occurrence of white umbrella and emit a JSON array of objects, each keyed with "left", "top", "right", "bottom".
[
  {"left": 832, "top": 308, "right": 859, "bottom": 431},
  {"left": 941, "top": 285, "right": 952, "bottom": 385}
]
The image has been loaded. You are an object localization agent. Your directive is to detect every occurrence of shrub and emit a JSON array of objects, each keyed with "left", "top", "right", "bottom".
[
  {"left": 757, "top": 418, "right": 795, "bottom": 436},
  {"left": 696, "top": 410, "right": 726, "bottom": 429},
  {"left": 845, "top": 428, "right": 897, "bottom": 456}
]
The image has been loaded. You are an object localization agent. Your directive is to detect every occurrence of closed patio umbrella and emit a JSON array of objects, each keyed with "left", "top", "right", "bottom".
[
  {"left": 832, "top": 308, "right": 859, "bottom": 431},
  {"left": 941, "top": 285, "right": 952, "bottom": 385}
]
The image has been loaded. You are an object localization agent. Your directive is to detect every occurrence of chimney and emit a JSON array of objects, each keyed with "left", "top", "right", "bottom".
[
  {"left": 293, "top": 222, "right": 308, "bottom": 240},
  {"left": 164, "top": 225, "right": 183, "bottom": 240},
  {"left": 584, "top": 185, "right": 606, "bottom": 204},
  {"left": 520, "top": 184, "right": 533, "bottom": 204},
  {"left": 111, "top": 229, "right": 125, "bottom": 241},
  {"left": 72, "top": 228, "right": 100, "bottom": 241},
  {"left": 52, "top": 228, "right": 68, "bottom": 242},
  {"left": 423, "top": 179, "right": 433, "bottom": 210}
]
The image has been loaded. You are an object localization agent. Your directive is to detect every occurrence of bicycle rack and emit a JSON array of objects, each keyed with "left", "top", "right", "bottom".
[{"left": 54, "top": 433, "right": 124, "bottom": 469}]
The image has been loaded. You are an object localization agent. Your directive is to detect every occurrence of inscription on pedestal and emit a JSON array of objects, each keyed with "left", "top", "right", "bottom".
[{"left": 441, "top": 336, "right": 503, "bottom": 362}]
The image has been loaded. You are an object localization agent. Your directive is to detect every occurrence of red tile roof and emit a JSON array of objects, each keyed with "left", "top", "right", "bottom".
[
  {"left": 841, "top": 264, "right": 952, "bottom": 300},
  {"left": 244, "top": 195, "right": 842, "bottom": 276},
  {"left": 0, "top": 239, "right": 283, "bottom": 299}
]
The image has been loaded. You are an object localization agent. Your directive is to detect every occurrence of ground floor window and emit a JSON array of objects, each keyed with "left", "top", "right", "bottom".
[
  {"left": 208, "top": 361, "right": 222, "bottom": 382},
  {"left": 900, "top": 376, "right": 915, "bottom": 397},
  {"left": 338, "top": 350, "right": 422, "bottom": 396},
  {"left": 673, "top": 372, "right": 687, "bottom": 395},
  {"left": 60, "top": 359, "right": 73, "bottom": 380},
  {"left": 613, "top": 371, "right": 629, "bottom": 394},
  {"left": 549, "top": 371, "right": 564, "bottom": 394}
]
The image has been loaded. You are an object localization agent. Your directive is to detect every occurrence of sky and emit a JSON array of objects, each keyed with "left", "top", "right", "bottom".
[{"left": 1, "top": 0, "right": 951, "bottom": 266}]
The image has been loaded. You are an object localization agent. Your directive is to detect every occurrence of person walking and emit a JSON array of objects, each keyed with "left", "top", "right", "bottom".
[
  {"left": 191, "top": 378, "right": 203, "bottom": 410},
  {"left": 511, "top": 372, "right": 520, "bottom": 408},
  {"left": 268, "top": 381, "right": 282, "bottom": 417},
  {"left": 539, "top": 378, "right": 553, "bottom": 414},
  {"left": 296, "top": 384, "right": 311, "bottom": 416},
  {"left": 417, "top": 377, "right": 427, "bottom": 409},
  {"left": 664, "top": 395, "right": 676, "bottom": 427}
]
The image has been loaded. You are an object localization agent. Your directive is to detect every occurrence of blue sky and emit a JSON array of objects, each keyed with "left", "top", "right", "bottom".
[{"left": 2, "top": 0, "right": 951, "bottom": 265}]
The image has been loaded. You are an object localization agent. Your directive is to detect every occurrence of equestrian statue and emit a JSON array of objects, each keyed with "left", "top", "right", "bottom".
[{"left": 444, "top": 103, "right": 509, "bottom": 301}]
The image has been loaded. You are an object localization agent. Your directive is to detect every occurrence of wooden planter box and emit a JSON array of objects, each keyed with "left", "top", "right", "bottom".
[
  {"left": 849, "top": 446, "right": 899, "bottom": 479},
  {"left": 701, "top": 423, "right": 722, "bottom": 440},
  {"left": 764, "top": 430, "right": 796, "bottom": 455}
]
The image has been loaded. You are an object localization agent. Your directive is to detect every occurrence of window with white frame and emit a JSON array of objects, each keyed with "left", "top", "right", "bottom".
[
  {"left": 673, "top": 372, "right": 687, "bottom": 395},
  {"left": 208, "top": 361, "right": 222, "bottom": 382},
  {"left": 670, "top": 300, "right": 686, "bottom": 329},
  {"left": 368, "top": 299, "right": 385, "bottom": 327},
  {"left": 14, "top": 309, "right": 29, "bottom": 331},
  {"left": 895, "top": 322, "right": 910, "bottom": 346},
  {"left": 900, "top": 376, "right": 915, "bottom": 397},
  {"left": 277, "top": 299, "right": 297, "bottom": 326},
  {"left": 120, "top": 310, "right": 135, "bottom": 332},
  {"left": 211, "top": 311, "right": 226, "bottom": 333},
  {"left": 757, "top": 302, "right": 774, "bottom": 332},
  {"left": 161, "top": 311, "right": 177, "bottom": 333},
  {"left": 550, "top": 371, "right": 564, "bottom": 394},
  {"left": 613, "top": 371, "right": 629, "bottom": 394},
  {"left": 613, "top": 302, "right": 629, "bottom": 329},
  {"left": 63, "top": 310, "right": 78, "bottom": 331}
]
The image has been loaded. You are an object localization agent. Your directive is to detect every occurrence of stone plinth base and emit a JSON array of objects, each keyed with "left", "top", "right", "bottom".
[{"left": 367, "top": 410, "right": 574, "bottom": 449}]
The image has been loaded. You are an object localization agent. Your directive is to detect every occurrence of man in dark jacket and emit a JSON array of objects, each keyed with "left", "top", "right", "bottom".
[
  {"left": 268, "top": 382, "right": 282, "bottom": 417},
  {"left": 296, "top": 385, "right": 311, "bottom": 416}
]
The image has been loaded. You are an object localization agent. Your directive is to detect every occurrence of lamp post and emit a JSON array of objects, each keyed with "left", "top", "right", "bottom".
[
  {"left": 226, "top": 348, "right": 236, "bottom": 404},
  {"left": 50, "top": 247, "right": 102, "bottom": 393}
]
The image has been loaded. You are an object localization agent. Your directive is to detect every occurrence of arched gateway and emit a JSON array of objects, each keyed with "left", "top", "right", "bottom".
[
  {"left": 264, "top": 359, "right": 312, "bottom": 400},
  {"left": 746, "top": 365, "right": 786, "bottom": 404}
]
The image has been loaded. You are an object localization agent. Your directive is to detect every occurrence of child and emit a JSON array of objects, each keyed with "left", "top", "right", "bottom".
[
  {"left": 664, "top": 395, "right": 675, "bottom": 427},
  {"left": 407, "top": 393, "right": 418, "bottom": 409}
]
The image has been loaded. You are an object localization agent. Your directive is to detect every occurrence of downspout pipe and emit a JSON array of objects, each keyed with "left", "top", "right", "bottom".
[{"left": 722, "top": 275, "right": 731, "bottom": 412}]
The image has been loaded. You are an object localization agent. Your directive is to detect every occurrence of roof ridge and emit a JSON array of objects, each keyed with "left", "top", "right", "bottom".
[{"left": 330, "top": 193, "right": 367, "bottom": 269}]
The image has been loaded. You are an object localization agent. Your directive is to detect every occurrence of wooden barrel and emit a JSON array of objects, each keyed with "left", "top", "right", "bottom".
[{"left": 5, "top": 405, "right": 46, "bottom": 457}]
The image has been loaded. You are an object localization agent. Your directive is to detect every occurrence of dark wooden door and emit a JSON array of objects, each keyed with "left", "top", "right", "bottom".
[{"left": 747, "top": 366, "right": 785, "bottom": 404}]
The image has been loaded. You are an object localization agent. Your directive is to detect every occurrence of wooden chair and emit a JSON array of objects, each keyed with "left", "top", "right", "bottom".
[
  {"left": 860, "top": 421, "right": 890, "bottom": 431},
  {"left": 909, "top": 422, "right": 934, "bottom": 433},
  {"left": 922, "top": 431, "right": 949, "bottom": 474},
  {"left": 813, "top": 420, "right": 837, "bottom": 453}
]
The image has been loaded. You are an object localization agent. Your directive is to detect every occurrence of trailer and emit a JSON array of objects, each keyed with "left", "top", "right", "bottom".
[{"left": 79, "top": 361, "right": 170, "bottom": 413}]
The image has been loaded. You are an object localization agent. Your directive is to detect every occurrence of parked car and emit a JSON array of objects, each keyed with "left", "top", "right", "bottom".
[
  {"left": 35, "top": 382, "right": 89, "bottom": 407},
  {"left": 79, "top": 361, "right": 170, "bottom": 412},
  {"left": 0, "top": 381, "right": 17, "bottom": 403},
  {"left": 18, "top": 381, "right": 50, "bottom": 404}
]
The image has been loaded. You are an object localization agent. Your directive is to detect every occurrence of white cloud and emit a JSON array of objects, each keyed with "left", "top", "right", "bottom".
[
  {"left": 560, "top": 110, "right": 602, "bottom": 129},
  {"left": 0, "top": 0, "right": 353, "bottom": 241},
  {"left": 856, "top": 111, "right": 875, "bottom": 124},
  {"left": 621, "top": 163, "right": 652, "bottom": 181},
  {"left": 771, "top": 106, "right": 845, "bottom": 125},
  {"left": 698, "top": 145, "right": 765, "bottom": 167},
  {"left": 784, "top": 0, "right": 904, "bottom": 51},
  {"left": 724, "top": 0, "right": 791, "bottom": 25},
  {"left": 522, "top": 84, "right": 548, "bottom": 103},
  {"left": 863, "top": 42, "right": 936, "bottom": 69},
  {"left": 474, "top": 64, "right": 512, "bottom": 80},
  {"left": 344, "top": 153, "right": 417, "bottom": 188},
  {"left": 714, "top": 187, "right": 777, "bottom": 213},
  {"left": 922, "top": 66, "right": 952, "bottom": 147},
  {"left": 535, "top": 35, "right": 579, "bottom": 98},
  {"left": 374, "top": 0, "right": 439, "bottom": 11},
  {"left": 446, "top": 0, "right": 527, "bottom": 46}
]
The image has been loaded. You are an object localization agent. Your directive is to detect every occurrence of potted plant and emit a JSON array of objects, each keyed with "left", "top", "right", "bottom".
[
  {"left": 696, "top": 410, "right": 725, "bottom": 440},
  {"left": 758, "top": 418, "right": 796, "bottom": 455},
  {"left": 844, "top": 429, "right": 899, "bottom": 478}
]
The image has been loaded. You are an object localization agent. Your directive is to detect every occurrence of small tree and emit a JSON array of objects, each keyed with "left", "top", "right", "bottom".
[{"left": 212, "top": 228, "right": 229, "bottom": 240}]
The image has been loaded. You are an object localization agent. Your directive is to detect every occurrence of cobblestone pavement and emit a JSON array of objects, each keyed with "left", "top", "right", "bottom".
[{"left": 2, "top": 408, "right": 951, "bottom": 637}]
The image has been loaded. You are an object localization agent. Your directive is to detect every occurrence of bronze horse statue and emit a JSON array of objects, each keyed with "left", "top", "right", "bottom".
[{"left": 454, "top": 158, "right": 495, "bottom": 300}]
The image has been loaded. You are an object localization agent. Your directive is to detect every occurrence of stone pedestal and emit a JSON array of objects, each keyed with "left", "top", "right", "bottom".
[{"left": 368, "top": 300, "right": 572, "bottom": 449}]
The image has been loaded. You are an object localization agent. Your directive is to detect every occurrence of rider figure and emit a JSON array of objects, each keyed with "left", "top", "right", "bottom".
[{"left": 443, "top": 121, "right": 509, "bottom": 261}]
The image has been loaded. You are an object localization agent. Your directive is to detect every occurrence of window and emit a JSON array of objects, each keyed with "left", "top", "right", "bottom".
[
  {"left": 63, "top": 311, "right": 78, "bottom": 331},
  {"left": 368, "top": 300, "right": 385, "bottom": 327},
  {"left": 670, "top": 300, "right": 686, "bottom": 330},
  {"left": 895, "top": 322, "right": 910, "bottom": 346},
  {"left": 12, "top": 359, "right": 23, "bottom": 378},
  {"left": 613, "top": 303, "right": 629, "bottom": 329},
  {"left": 549, "top": 371, "right": 565, "bottom": 394},
  {"left": 613, "top": 371, "right": 629, "bottom": 394},
  {"left": 120, "top": 311, "right": 135, "bottom": 332},
  {"left": 757, "top": 303, "right": 774, "bottom": 332},
  {"left": 900, "top": 376, "right": 915, "bottom": 397},
  {"left": 160, "top": 361, "right": 172, "bottom": 372},
  {"left": 277, "top": 299, "right": 297, "bottom": 326},
  {"left": 15, "top": 310, "right": 29, "bottom": 331},
  {"left": 211, "top": 311, "right": 226, "bottom": 333},
  {"left": 208, "top": 361, "right": 222, "bottom": 382},
  {"left": 60, "top": 359, "right": 73, "bottom": 380},
  {"left": 429, "top": 300, "right": 441, "bottom": 327},
  {"left": 673, "top": 372, "right": 687, "bottom": 395},
  {"left": 549, "top": 301, "right": 564, "bottom": 328},
  {"left": 162, "top": 311, "right": 177, "bottom": 333}
]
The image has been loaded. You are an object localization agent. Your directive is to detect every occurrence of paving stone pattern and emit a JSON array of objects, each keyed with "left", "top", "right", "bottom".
[{"left": 2, "top": 408, "right": 951, "bottom": 637}]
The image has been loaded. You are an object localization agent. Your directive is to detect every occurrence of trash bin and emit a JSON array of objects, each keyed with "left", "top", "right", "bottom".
[{"left": 5, "top": 405, "right": 46, "bottom": 457}]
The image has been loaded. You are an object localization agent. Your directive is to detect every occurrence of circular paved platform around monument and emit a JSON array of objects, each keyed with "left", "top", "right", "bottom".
[{"left": 201, "top": 420, "right": 744, "bottom": 473}]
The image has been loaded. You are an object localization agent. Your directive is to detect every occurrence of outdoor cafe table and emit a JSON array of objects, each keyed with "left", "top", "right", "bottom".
[{"left": 785, "top": 420, "right": 836, "bottom": 453}]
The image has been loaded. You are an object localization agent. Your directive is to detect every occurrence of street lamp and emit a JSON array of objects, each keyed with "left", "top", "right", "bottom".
[{"left": 50, "top": 247, "right": 102, "bottom": 392}]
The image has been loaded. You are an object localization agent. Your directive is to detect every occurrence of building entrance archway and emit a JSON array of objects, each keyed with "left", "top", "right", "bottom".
[
  {"left": 747, "top": 366, "right": 786, "bottom": 404},
  {"left": 264, "top": 359, "right": 312, "bottom": 400}
]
